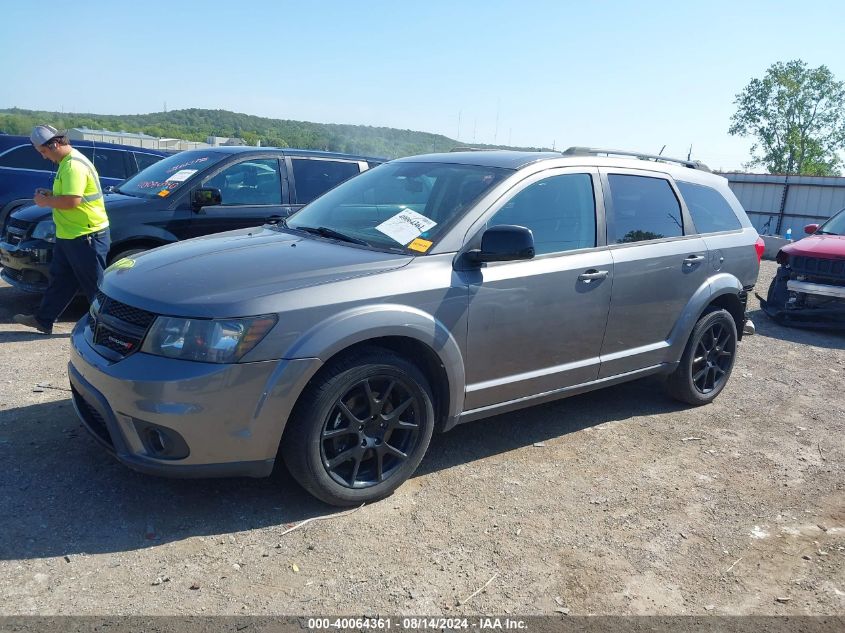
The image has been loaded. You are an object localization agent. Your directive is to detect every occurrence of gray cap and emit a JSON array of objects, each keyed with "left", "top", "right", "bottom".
[{"left": 30, "top": 124, "right": 61, "bottom": 147}]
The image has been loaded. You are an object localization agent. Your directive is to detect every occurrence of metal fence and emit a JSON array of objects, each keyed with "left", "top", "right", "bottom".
[{"left": 719, "top": 172, "right": 845, "bottom": 237}]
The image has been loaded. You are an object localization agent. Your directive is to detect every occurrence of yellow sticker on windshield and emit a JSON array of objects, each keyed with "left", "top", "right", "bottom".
[
  {"left": 407, "top": 238, "right": 433, "bottom": 253},
  {"left": 157, "top": 189, "right": 171, "bottom": 198}
]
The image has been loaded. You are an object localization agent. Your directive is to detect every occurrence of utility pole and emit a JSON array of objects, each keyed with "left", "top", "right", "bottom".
[{"left": 493, "top": 99, "right": 500, "bottom": 145}]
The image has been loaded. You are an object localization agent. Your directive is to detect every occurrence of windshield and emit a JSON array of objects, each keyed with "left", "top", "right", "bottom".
[
  {"left": 117, "top": 150, "right": 226, "bottom": 199},
  {"left": 817, "top": 207, "right": 845, "bottom": 235},
  {"left": 286, "top": 161, "right": 510, "bottom": 252}
]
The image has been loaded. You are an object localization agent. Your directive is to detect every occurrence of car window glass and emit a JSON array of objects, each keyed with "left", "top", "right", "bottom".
[
  {"left": 286, "top": 162, "right": 509, "bottom": 251},
  {"left": 292, "top": 159, "right": 360, "bottom": 205},
  {"left": 608, "top": 174, "right": 683, "bottom": 243},
  {"left": 0, "top": 146, "right": 54, "bottom": 171},
  {"left": 488, "top": 174, "right": 596, "bottom": 255},
  {"left": 92, "top": 148, "right": 128, "bottom": 180},
  {"left": 676, "top": 181, "right": 741, "bottom": 233},
  {"left": 203, "top": 158, "right": 282, "bottom": 205},
  {"left": 133, "top": 152, "right": 164, "bottom": 173}
]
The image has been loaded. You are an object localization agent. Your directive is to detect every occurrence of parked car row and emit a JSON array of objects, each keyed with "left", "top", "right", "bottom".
[
  {"left": 0, "top": 134, "right": 173, "bottom": 231},
  {"left": 0, "top": 145, "right": 381, "bottom": 291},
  {"left": 65, "top": 147, "right": 765, "bottom": 505}
]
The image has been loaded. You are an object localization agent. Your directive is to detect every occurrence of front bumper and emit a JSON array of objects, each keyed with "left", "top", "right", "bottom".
[
  {"left": 68, "top": 317, "right": 323, "bottom": 478},
  {"left": 0, "top": 237, "right": 51, "bottom": 292},
  {"left": 759, "top": 265, "right": 845, "bottom": 329}
]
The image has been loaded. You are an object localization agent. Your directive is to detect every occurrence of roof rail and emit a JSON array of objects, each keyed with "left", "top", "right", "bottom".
[
  {"left": 449, "top": 146, "right": 498, "bottom": 152},
  {"left": 561, "top": 147, "right": 711, "bottom": 172}
]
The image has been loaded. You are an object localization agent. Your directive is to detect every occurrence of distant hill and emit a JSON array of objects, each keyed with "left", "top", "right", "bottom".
[{"left": 0, "top": 107, "right": 549, "bottom": 159}]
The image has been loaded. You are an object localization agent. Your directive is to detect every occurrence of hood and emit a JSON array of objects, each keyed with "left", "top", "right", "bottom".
[
  {"left": 9, "top": 203, "right": 50, "bottom": 223},
  {"left": 782, "top": 234, "right": 845, "bottom": 260},
  {"left": 103, "top": 191, "right": 145, "bottom": 209},
  {"left": 100, "top": 226, "right": 413, "bottom": 317},
  {"left": 9, "top": 192, "right": 140, "bottom": 225}
]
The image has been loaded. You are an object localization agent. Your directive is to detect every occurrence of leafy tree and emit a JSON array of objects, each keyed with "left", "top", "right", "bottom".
[
  {"left": 618, "top": 230, "right": 664, "bottom": 244},
  {"left": 729, "top": 60, "right": 845, "bottom": 175}
]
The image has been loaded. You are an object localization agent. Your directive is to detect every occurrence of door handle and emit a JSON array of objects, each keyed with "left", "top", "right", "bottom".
[
  {"left": 578, "top": 269, "right": 609, "bottom": 282},
  {"left": 683, "top": 254, "right": 706, "bottom": 267}
]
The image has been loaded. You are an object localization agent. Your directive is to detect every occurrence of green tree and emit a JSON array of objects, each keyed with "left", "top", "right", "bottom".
[{"left": 729, "top": 60, "right": 845, "bottom": 175}]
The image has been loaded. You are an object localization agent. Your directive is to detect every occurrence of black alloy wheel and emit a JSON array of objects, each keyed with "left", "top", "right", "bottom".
[
  {"left": 690, "top": 320, "right": 735, "bottom": 394},
  {"left": 320, "top": 374, "right": 423, "bottom": 489},
  {"left": 282, "top": 347, "right": 435, "bottom": 506},
  {"left": 666, "top": 308, "right": 738, "bottom": 406}
]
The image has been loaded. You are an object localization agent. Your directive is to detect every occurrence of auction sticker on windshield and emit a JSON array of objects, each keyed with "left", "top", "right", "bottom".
[
  {"left": 375, "top": 209, "right": 436, "bottom": 246},
  {"left": 165, "top": 169, "right": 197, "bottom": 183}
]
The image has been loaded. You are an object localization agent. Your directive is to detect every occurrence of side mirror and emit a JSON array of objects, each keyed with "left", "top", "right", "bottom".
[
  {"left": 191, "top": 187, "right": 222, "bottom": 210},
  {"left": 466, "top": 225, "right": 535, "bottom": 264},
  {"left": 804, "top": 223, "right": 819, "bottom": 235}
]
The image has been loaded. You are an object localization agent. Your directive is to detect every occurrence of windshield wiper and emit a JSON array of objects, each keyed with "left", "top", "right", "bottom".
[
  {"left": 295, "top": 225, "right": 370, "bottom": 246},
  {"left": 816, "top": 229, "right": 838, "bottom": 235},
  {"left": 112, "top": 187, "right": 139, "bottom": 198}
]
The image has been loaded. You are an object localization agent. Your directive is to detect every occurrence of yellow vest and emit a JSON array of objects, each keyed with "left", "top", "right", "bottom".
[{"left": 52, "top": 148, "right": 109, "bottom": 239}]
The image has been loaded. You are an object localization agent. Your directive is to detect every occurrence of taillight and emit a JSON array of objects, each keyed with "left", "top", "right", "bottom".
[{"left": 754, "top": 237, "right": 765, "bottom": 264}]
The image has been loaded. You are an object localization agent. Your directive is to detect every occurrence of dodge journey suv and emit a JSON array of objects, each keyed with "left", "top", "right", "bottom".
[{"left": 68, "top": 148, "right": 764, "bottom": 506}]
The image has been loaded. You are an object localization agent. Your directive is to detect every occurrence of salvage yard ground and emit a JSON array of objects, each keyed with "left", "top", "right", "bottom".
[{"left": 0, "top": 260, "right": 843, "bottom": 615}]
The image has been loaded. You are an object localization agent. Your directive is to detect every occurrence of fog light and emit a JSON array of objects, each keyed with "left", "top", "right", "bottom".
[{"left": 133, "top": 420, "right": 190, "bottom": 459}]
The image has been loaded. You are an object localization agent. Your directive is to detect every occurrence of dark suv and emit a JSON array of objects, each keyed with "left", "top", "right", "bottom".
[
  {"left": 0, "top": 134, "right": 171, "bottom": 229},
  {"left": 68, "top": 148, "right": 763, "bottom": 506},
  {"left": 0, "top": 146, "right": 382, "bottom": 291}
]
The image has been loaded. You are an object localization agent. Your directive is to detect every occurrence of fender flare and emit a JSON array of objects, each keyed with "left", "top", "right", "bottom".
[
  {"left": 665, "top": 273, "right": 744, "bottom": 364},
  {"left": 281, "top": 303, "right": 466, "bottom": 421}
]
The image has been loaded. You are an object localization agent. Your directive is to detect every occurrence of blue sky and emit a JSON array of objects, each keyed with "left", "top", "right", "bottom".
[{"left": 1, "top": 0, "right": 844, "bottom": 170}]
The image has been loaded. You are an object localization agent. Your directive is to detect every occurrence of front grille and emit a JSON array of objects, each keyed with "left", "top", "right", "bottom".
[
  {"left": 71, "top": 386, "right": 113, "bottom": 448},
  {"left": 791, "top": 256, "right": 845, "bottom": 285},
  {"left": 7, "top": 218, "right": 32, "bottom": 231},
  {"left": 3, "top": 267, "right": 23, "bottom": 282},
  {"left": 89, "top": 293, "right": 157, "bottom": 359}
]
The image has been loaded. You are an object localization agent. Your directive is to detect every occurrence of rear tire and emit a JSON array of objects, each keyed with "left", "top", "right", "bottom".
[
  {"left": 282, "top": 347, "right": 435, "bottom": 506},
  {"left": 666, "top": 308, "right": 738, "bottom": 406}
]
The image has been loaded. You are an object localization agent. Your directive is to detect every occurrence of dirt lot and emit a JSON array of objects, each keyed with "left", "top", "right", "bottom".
[{"left": 0, "top": 260, "right": 842, "bottom": 616}]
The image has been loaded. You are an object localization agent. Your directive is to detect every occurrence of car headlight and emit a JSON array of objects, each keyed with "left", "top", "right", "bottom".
[
  {"left": 31, "top": 219, "right": 56, "bottom": 243},
  {"left": 141, "top": 315, "right": 277, "bottom": 363}
]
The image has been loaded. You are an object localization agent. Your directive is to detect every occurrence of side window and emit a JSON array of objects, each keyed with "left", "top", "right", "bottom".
[
  {"left": 92, "top": 148, "right": 128, "bottom": 180},
  {"left": 608, "top": 174, "right": 683, "bottom": 244},
  {"left": 676, "top": 181, "right": 742, "bottom": 233},
  {"left": 292, "top": 158, "right": 360, "bottom": 205},
  {"left": 488, "top": 173, "right": 596, "bottom": 255},
  {"left": 203, "top": 158, "right": 282, "bottom": 205},
  {"left": 133, "top": 152, "right": 164, "bottom": 174},
  {"left": 0, "top": 146, "right": 53, "bottom": 171}
]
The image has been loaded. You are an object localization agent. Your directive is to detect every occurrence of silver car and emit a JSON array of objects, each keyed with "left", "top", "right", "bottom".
[{"left": 69, "top": 148, "right": 764, "bottom": 506}]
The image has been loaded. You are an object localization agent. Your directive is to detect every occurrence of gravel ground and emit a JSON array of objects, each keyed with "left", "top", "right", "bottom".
[{"left": 0, "top": 260, "right": 843, "bottom": 616}]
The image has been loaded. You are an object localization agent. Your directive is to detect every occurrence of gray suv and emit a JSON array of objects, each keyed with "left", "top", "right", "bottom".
[{"left": 68, "top": 148, "right": 764, "bottom": 506}]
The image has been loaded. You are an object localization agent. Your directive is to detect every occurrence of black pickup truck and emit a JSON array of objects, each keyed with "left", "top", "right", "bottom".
[{"left": 1, "top": 146, "right": 383, "bottom": 292}]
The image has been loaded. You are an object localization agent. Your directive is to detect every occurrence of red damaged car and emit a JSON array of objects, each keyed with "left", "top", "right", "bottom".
[{"left": 761, "top": 207, "right": 845, "bottom": 328}]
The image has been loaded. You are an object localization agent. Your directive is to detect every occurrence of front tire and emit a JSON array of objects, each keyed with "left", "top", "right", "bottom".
[
  {"left": 282, "top": 347, "right": 435, "bottom": 506},
  {"left": 666, "top": 308, "right": 738, "bottom": 406}
]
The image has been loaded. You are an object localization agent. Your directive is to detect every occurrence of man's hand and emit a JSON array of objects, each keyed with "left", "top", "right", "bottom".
[{"left": 33, "top": 190, "right": 52, "bottom": 207}]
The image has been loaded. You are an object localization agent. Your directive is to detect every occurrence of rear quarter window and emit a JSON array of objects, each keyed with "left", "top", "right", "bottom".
[{"left": 677, "top": 181, "right": 742, "bottom": 233}]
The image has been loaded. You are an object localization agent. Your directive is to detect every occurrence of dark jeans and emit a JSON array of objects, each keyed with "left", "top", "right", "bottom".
[{"left": 35, "top": 229, "right": 110, "bottom": 328}]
